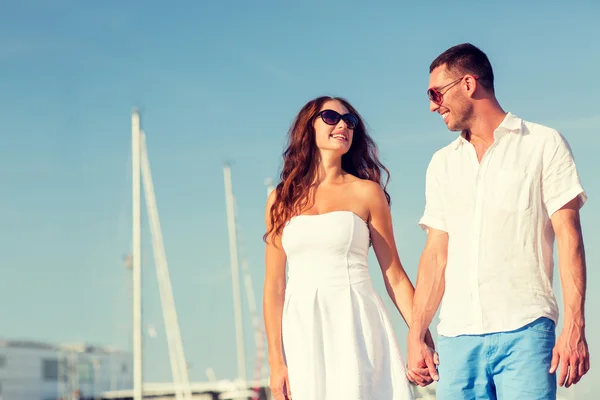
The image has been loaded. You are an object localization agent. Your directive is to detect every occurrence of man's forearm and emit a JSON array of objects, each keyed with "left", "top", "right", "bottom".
[
  {"left": 410, "top": 247, "right": 446, "bottom": 340},
  {"left": 549, "top": 202, "right": 590, "bottom": 385},
  {"left": 557, "top": 224, "right": 587, "bottom": 328}
]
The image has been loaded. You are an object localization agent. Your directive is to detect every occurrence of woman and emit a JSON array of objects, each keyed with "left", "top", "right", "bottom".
[{"left": 263, "top": 96, "right": 424, "bottom": 400}]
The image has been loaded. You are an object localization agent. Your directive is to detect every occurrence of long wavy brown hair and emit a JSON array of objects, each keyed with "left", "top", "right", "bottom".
[{"left": 264, "top": 96, "right": 391, "bottom": 242}]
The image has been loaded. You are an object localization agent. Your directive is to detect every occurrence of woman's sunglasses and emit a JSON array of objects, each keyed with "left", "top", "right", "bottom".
[
  {"left": 427, "top": 75, "right": 479, "bottom": 106},
  {"left": 316, "top": 109, "right": 359, "bottom": 130}
]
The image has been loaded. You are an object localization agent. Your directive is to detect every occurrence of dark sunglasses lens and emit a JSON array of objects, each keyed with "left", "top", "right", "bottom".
[
  {"left": 428, "top": 89, "right": 442, "bottom": 104},
  {"left": 343, "top": 114, "right": 358, "bottom": 129},
  {"left": 321, "top": 110, "right": 340, "bottom": 125}
]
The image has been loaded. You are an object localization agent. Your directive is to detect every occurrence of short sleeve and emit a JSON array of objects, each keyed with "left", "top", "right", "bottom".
[
  {"left": 542, "top": 130, "right": 587, "bottom": 217},
  {"left": 418, "top": 152, "right": 447, "bottom": 232}
]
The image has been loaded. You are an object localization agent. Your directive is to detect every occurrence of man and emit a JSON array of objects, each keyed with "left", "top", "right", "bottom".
[{"left": 406, "top": 43, "right": 590, "bottom": 399}]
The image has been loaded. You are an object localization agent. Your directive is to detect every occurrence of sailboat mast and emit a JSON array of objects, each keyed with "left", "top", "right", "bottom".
[
  {"left": 223, "top": 163, "right": 247, "bottom": 383},
  {"left": 140, "top": 131, "right": 192, "bottom": 400},
  {"left": 132, "top": 109, "right": 143, "bottom": 400}
]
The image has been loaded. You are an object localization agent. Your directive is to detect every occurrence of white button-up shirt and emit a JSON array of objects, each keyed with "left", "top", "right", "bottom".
[{"left": 419, "top": 112, "right": 587, "bottom": 337}]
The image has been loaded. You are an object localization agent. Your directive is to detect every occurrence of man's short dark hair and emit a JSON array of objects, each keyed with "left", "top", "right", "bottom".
[{"left": 430, "top": 43, "right": 495, "bottom": 93}]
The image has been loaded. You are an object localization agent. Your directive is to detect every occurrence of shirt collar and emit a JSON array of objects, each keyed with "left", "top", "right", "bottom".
[
  {"left": 451, "top": 112, "right": 522, "bottom": 150},
  {"left": 497, "top": 112, "right": 522, "bottom": 133}
]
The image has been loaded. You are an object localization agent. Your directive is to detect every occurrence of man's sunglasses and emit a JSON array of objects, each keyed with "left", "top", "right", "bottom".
[
  {"left": 427, "top": 75, "right": 479, "bottom": 106},
  {"left": 316, "top": 109, "right": 359, "bottom": 130}
]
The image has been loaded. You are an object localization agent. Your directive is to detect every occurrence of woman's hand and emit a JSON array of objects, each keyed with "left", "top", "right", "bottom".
[{"left": 270, "top": 363, "right": 292, "bottom": 400}]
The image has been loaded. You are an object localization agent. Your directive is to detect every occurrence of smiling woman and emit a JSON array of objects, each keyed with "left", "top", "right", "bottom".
[
  {"left": 265, "top": 96, "right": 390, "bottom": 239},
  {"left": 261, "top": 95, "right": 429, "bottom": 400}
]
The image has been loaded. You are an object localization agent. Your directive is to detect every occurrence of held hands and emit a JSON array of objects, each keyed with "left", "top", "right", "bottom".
[
  {"left": 549, "top": 322, "right": 590, "bottom": 387},
  {"left": 406, "top": 330, "right": 439, "bottom": 387},
  {"left": 270, "top": 363, "right": 292, "bottom": 400}
]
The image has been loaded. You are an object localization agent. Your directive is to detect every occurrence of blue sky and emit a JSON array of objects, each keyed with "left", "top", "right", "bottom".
[{"left": 1, "top": 0, "right": 598, "bottom": 397}]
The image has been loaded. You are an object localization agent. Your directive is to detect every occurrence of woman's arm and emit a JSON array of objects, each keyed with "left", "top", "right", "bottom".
[
  {"left": 365, "top": 181, "right": 415, "bottom": 326},
  {"left": 262, "top": 190, "right": 292, "bottom": 399},
  {"left": 263, "top": 190, "right": 288, "bottom": 367}
]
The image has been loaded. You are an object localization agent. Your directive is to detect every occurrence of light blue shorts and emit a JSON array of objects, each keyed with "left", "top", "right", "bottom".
[{"left": 436, "top": 317, "right": 556, "bottom": 400}]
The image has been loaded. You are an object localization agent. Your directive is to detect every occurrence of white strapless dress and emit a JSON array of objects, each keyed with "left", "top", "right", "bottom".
[{"left": 281, "top": 211, "right": 414, "bottom": 400}]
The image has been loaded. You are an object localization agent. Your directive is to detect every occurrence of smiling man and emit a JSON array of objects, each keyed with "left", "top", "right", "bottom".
[{"left": 405, "top": 43, "right": 590, "bottom": 400}]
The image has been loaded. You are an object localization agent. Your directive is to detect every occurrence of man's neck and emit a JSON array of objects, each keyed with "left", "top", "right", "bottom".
[{"left": 466, "top": 105, "right": 507, "bottom": 147}]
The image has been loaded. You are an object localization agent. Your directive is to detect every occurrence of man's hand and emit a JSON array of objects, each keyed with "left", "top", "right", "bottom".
[
  {"left": 406, "top": 332, "right": 439, "bottom": 387},
  {"left": 549, "top": 322, "right": 590, "bottom": 387}
]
